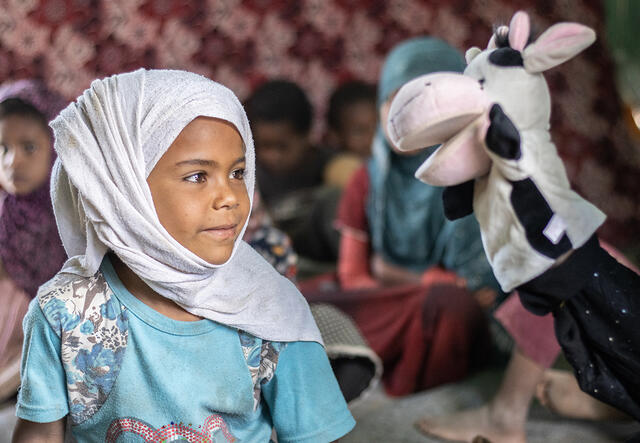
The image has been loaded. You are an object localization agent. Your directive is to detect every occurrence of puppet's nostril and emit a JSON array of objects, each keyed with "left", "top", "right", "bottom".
[
  {"left": 479, "top": 78, "right": 485, "bottom": 89},
  {"left": 425, "top": 82, "right": 431, "bottom": 86}
]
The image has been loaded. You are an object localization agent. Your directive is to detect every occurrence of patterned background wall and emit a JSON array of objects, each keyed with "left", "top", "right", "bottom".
[{"left": 1, "top": 0, "right": 639, "bottom": 250}]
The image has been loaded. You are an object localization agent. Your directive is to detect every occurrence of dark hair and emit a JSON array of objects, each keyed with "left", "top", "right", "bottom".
[
  {"left": 327, "top": 80, "right": 376, "bottom": 131},
  {"left": 245, "top": 80, "right": 313, "bottom": 135},
  {"left": 0, "top": 97, "right": 48, "bottom": 129}
]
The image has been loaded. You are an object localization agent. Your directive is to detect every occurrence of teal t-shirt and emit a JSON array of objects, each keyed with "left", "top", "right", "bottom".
[{"left": 17, "top": 258, "right": 354, "bottom": 442}]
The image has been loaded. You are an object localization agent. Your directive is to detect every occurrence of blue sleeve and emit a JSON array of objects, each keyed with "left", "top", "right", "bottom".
[
  {"left": 262, "top": 341, "right": 355, "bottom": 443},
  {"left": 16, "top": 299, "right": 69, "bottom": 423}
]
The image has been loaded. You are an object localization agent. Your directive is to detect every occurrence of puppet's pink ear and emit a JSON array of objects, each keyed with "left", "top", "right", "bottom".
[
  {"left": 508, "top": 11, "right": 530, "bottom": 51},
  {"left": 523, "top": 22, "right": 595, "bottom": 73}
]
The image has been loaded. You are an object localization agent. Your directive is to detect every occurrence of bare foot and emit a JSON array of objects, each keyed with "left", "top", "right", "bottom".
[
  {"left": 535, "top": 369, "right": 628, "bottom": 421},
  {"left": 415, "top": 404, "right": 526, "bottom": 443}
]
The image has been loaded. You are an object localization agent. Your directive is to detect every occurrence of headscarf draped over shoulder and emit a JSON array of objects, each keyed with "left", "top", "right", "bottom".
[{"left": 50, "top": 69, "right": 321, "bottom": 343}]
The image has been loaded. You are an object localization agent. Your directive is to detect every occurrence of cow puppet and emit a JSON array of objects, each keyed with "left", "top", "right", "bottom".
[{"left": 386, "top": 11, "right": 640, "bottom": 421}]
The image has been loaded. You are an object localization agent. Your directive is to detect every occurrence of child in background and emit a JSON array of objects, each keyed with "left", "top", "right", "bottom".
[
  {"left": 0, "top": 80, "right": 67, "bottom": 402},
  {"left": 302, "top": 37, "right": 500, "bottom": 397},
  {"left": 12, "top": 69, "right": 354, "bottom": 442},
  {"left": 324, "top": 80, "right": 377, "bottom": 188},
  {"left": 326, "top": 80, "right": 377, "bottom": 159},
  {"left": 337, "top": 37, "right": 499, "bottom": 294},
  {"left": 245, "top": 80, "right": 330, "bottom": 207},
  {"left": 245, "top": 80, "right": 340, "bottom": 265}
]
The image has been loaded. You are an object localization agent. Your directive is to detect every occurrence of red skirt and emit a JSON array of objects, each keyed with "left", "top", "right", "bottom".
[{"left": 300, "top": 268, "right": 490, "bottom": 396}]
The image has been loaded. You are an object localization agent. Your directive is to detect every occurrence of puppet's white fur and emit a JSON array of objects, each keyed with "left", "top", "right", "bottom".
[{"left": 387, "top": 11, "right": 605, "bottom": 291}]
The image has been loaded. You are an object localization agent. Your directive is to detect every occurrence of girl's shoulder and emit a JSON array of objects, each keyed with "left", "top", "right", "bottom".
[{"left": 37, "top": 269, "right": 124, "bottom": 338}]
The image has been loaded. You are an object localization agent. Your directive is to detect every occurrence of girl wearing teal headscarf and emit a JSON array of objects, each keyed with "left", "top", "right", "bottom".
[
  {"left": 336, "top": 36, "right": 498, "bottom": 292},
  {"left": 368, "top": 36, "right": 498, "bottom": 290},
  {"left": 325, "top": 37, "right": 497, "bottom": 396}
]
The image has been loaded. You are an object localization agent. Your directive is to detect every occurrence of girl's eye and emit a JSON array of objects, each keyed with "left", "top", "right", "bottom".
[
  {"left": 231, "top": 168, "right": 245, "bottom": 180},
  {"left": 24, "top": 143, "right": 38, "bottom": 154},
  {"left": 184, "top": 172, "right": 206, "bottom": 183}
]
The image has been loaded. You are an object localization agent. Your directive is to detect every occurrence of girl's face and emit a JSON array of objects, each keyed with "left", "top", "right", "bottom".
[
  {"left": 335, "top": 100, "right": 377, "bottom": 157},
  {"left": 0, "top": 115, "right": 52, "bottom": 195},
  {"left": 252, "top": 120, "right": 309, "bottom": 176},
  {"left": 147, "top": 117, "right": 250, "bottom": 265}
]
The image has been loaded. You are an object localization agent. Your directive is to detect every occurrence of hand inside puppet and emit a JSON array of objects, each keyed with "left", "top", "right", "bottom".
[{"left": 386, "top": 10, "right": 640, "bottom": 421}]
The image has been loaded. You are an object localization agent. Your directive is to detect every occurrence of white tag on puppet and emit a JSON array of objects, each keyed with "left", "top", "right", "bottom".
[{"left": 543, "top": 214, "right": 567, "bottom": 244}]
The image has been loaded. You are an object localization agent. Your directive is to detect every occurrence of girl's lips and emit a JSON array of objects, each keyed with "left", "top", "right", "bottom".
[{"left": 202, "top": 224, "right": 238, "bottom": 240}]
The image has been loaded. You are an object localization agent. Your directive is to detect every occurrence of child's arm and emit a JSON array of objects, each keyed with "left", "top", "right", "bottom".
[
  {"left": 15, "top": 301, "right": 69, "bottom": 434},
  {"left": 337, "top": 231, "right": 378, "bottom": 289},
  {"left": 336, "top": 165, "right": 378, "bottom": 289},
  {"left": 12, "top": 418, "right": 65, "bottom": 443}
]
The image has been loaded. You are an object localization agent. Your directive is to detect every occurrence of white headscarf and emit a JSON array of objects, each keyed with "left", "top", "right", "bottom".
[{"left": 49, "top": 69, "right": 321, "bottom": 343}]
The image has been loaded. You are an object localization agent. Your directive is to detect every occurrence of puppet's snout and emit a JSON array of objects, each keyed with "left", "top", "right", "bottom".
[{"left": 387, "top": 72, "right": 489, "bottom": 153}]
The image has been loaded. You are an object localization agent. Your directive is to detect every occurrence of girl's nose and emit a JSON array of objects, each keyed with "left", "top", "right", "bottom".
[{"left": 212, "top": 180, "right": 239, "bottom": 210}]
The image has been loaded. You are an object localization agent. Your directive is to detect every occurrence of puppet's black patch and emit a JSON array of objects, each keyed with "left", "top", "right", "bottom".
[
  {"left": 510, "top": 178, "right": 572, "bottom": 258},
  {"left": 489, "top": 47, "right": 524, "bottom": 66},
  {"left": 486, "top": 104, "right": 521, "bottom": 159},
  {"left": 443, "top": 180, "right": 475, "bottom": 220}
]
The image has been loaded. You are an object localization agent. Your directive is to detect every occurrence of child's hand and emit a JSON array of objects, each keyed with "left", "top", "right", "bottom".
[
  {"left": 472, "top": 287, "right": 498, "bottom": 310},
  {"left": 371, "top": 254, "right": 422, "bottom": 286},
  {"left": 347, "top": 275, "right": 379, "bottom": 290},
  {"left": 420, "top": 267, "right": 464, "bottom": 287},
  {"left": 12, "top": 418, "right": 65, "bottom": 443}
]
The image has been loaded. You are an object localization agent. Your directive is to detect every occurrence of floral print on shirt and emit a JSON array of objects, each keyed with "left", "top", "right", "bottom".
[
  {"left": 38, "top": 272, "right": 129, "bottom": 426},
  {"left": 238, "top": 331, "right": 286, "bottom": 410}
]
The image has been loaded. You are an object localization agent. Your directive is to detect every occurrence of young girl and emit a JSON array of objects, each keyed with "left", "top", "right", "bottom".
[
  {"left": 303, "top": 37, "right": 499, "bottom": 397},
  {"left": 13, "top": 69, "right": 354, "bottom": 442},
  {"left": 0, "top": 80, "right": 67, "bottom": 402}
]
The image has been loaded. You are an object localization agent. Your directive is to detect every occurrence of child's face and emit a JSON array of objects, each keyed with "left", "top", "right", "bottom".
[
  {"left": 252, "top": 121, "right": 309, "bottom": 176},
  {"left": 147, "top": 117, "right": 250, "bottom": 265},
  {"left": 336, "top": 101, "right": 377, "bottom": 157},
  {"left": 0, "top": 115, "right": 52, "bottom": 195}
]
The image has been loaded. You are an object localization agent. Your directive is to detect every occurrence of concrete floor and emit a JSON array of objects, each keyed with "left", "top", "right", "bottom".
[
  {"left": 346, "top": 370, "right": 640, "bottom": 442},
  {"left": 1, "top": 370, "right": 638, "bottom": 442}
]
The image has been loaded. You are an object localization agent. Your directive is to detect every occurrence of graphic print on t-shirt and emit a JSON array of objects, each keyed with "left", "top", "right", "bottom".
[{"left": 105, "top": 414, "right": 236, "bottom": 442}]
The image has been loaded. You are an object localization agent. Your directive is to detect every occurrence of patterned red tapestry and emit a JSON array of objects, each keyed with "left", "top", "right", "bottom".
[{"left": 1, "top": 0, "right": 638, "bottom": 249}]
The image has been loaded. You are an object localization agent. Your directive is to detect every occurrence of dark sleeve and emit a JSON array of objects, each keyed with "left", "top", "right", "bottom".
[{"left": 518, "top": 235, "right": 640, "bottom": 421}]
